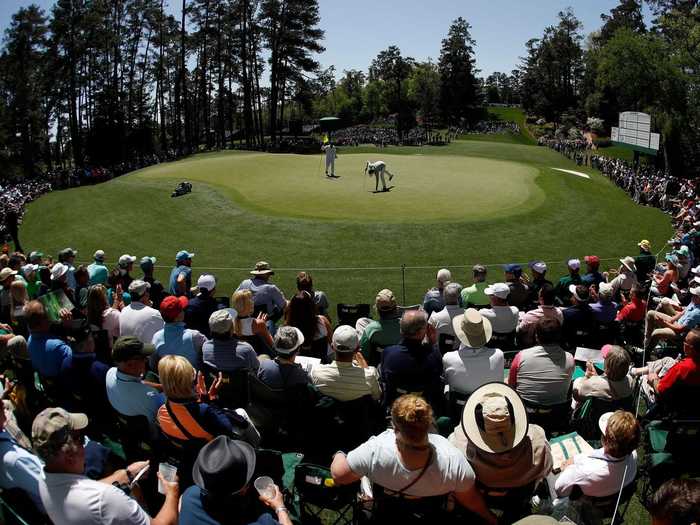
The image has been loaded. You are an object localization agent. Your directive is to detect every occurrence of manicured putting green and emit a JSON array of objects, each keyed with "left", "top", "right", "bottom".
[{"left": 135, "top": 152, "right": 542, "bottom": 222}]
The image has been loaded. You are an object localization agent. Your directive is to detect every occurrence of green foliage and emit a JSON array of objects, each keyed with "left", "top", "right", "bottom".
[
  {"left": 407, "top": 61, "right": 440, "bottom": 128},
  {"left": 438, "top": 17, "right": 480, "bottom": 124}
]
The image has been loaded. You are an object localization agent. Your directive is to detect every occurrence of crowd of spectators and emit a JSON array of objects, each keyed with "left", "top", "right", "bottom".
[
  {"left": 464, "top": 120, "right": 521, "bottom": 135},
  {"left": 0, "top": 222, "right": 699, "bottom": 524}
]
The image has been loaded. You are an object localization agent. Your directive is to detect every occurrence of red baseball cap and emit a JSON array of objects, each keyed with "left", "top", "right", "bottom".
[
  {"left": 160, "top": 296, "right": 188, "bottom": 321},
  {"left": 584, "top": 255, "right": 600, "bottom": 266}
]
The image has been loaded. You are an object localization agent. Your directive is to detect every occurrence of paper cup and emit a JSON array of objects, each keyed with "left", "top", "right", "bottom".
[
  {"left": 158, "top": 463, "right": 177, "bottom": 494},
  {"left": 254, "top": 476, "right": 275, "bottom": 499}
]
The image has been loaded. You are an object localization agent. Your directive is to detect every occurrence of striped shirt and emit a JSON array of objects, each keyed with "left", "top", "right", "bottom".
[{"left": 310, "top": 361, "right": 381, "bottom": 401}]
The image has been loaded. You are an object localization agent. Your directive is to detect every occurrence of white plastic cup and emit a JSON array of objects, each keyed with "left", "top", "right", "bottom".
[
  {"left": 158, "top": 463, "right": 177, "bottom": 494},
  {"left": 253, "top": 476, "right": 276, "bottom": 499}
]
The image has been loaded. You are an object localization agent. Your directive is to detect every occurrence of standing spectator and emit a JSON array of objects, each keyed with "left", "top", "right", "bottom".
[
  {"left": 443, "top": 309, "right": 504, "bottom": 395},
  {"left": 428, "top": 282, "right": 463, "bottom": 351},
  {"left": 504, "top": 264, "right": 529, "bottom": 310},
  {"left": 236, "top": 262, "right": 287, "bottom": 325},
  {"left": 0, "top": 267, "right": 17, "bottom": 323},
  {"left": 185, "top": 274, "right": 220, "bottom": 337},
  {"left": 381, "top": 310, "right": 443, "bottom": 409},
  {"left": 423, "top": 268, "right": 452, "bottom": 315},
  {"left": 25, "top": 301, "right": 72, "bottom": 378},
  {"left": 169, "top": 250, "right": 195, "bottom": 297},
  {"left": 139, "top": 256, "right": 166, "bottom": 310},
  {"left": 20, "top": 263, "right": 39, "bottom": 299},
  {"left": 461, "top": 264, "right": 490, "bottom": 308},
  {"left": 284, "top": 291, "right": 331, "bottom": 360},
  {"left": 119, "top": 280, "right": 164, "bottom": 344},
  {"left": 296, "top": 271, "right": 329, "bottom": 318},
  {"left": 479, "top": 282, "right": 519, "bottom": 334},
  {"left": 526, "top": 261, "right": 551, "bottom": 307},
  {"left": 635, "top": 240, "right": 656, "bottom": 282},
  {"left": 110, "top": 254, "right": 136, "bottom": 291},
  {"left": 86, "top": 284, "right": 120, "bottom": 349},
  {"left": 508, "top": 318, "right": 575, "bottom": 407},
  {"left": 518, "top": 284, "right": 563, "bottom": 348},
  {"left": 647, "top": 479, "right": 700, "bottom": 525},
  {"left": 554, "top": 259, "right": 582, "bottom": 305},
  {"left": 9, "top": 280, "right": 28, "bottom": 335},
  {"left": 582, "top": 255, "right": 605, "bottom": 288},
  {"left": 203, "top": 309, "right": 260, "bottom": 373},
  {"left": 153, "top": 295, "right": 207, "bottom": 370},
  {"left": 87, "top": 250, "right": 109, "bottom": 286},
  {"left": 358, "top": 289, "right": 402, "bottom": 359},
  {"left": 57, "top": 248, "right": 78, "bottom": 291}
]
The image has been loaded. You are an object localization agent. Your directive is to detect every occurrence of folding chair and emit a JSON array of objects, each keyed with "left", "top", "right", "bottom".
[
  {"left": 438, "top": 333, "right": 458, "bottom": 355},
  {"left": 568, "top": 480, "right": 637, "bottom": 525},
  {"left": 479, "top": 481, "right": 537, "bottom": 524},
  {"left": 447, "top": 389, "right": 470, "bottom": 427},
  {"left": 523, "top": 399, "right": 571, "bottom": 436},
  {"left": 293, "top": 463, "right": 359, "bottom": 525},
  {"left": 570, "top": 396, "right": 633, "bottom": 441},
  {"left": 486, "top": 331, "right": 516, "bottom": 351},
  {"left": 204, "top": 365, "right": 250, "bottom": 410},
  {"left": 337, "top": 304, "right": 370, "bottom": 328}
]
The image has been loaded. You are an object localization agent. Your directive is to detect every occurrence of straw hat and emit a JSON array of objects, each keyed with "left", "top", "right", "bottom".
[{"left": 452, "top": 309, "right": 492, "bottom": 348}]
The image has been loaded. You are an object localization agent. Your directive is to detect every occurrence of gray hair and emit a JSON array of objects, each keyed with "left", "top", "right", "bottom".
[
  {"left": 400, "top": 310, "right": 428, "bottom": 337},
  {"left": 443, "top": 282, "right": 463, "bottom": 306}
]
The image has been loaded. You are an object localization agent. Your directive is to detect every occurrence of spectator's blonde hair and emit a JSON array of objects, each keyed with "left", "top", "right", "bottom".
[
  {"left": 604, "top": 411, "right": 640, "bottom": 458},
  {"left": 158, "top": 355, "right": 195, "bottom": 399},
  {"left": 391, "top": 394, "right": 433, "bottom": 445},
  {"left": 231, "top": 290, "right": 254, "bottom": 335},
  {"left": 604, "top": 346, "right": 630, "bottom": 381}
]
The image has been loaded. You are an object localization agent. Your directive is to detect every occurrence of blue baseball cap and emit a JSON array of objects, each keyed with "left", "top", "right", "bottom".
[{"left": 176, "top": 250, "right": 195, "bottom": 262}]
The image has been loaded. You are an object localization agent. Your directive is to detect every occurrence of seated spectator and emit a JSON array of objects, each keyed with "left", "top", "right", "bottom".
[
  {"left": 616, "top": 285, "right": 647, "bottom": 323},
  {"left": 443, "top": 309, "right": 504, "bottom": 395},
  {"left": 479, "top": 282, "right": 518, "bottom": 334},
  {"left": 87, "top": 250, "right": 109, "bottom": 286},
  {"left": 157, "top": 355, "right": 252, "bottom": 444},
  {"left": 526, "top": 261, "right": 552, "bottom": 308},
  {"left": 634, "top": 240, "right": 656, "bottom": 283},
  {"left": 611, "top": 257, "right": 639, "bottom": 301},
  {"left": 0, "top": 393, "right": 46, "bottom": 513},
  {"left": 331, "top": 394, "right": 497, "bottom": 524},
  {"left": 86, "top": 284, "right": 120, "bottom": 349},
  {"left": 554, "top": 259, "right": 582, "bottom": 305},
  {"left": 179, "top": 436, "right": 292, "bottom": 525},
  {"left": 33, "top": 407, "right": 179, "bottom": 525},
  {"left": 428, "top": 282, "right": 463, "bottom": 351},
  {"left": 119, "top": 280, "right": 164, "bottom": 344},
  {"left": 296, "top": 271, "right": 329, "bottom": 318},
  {"left": 106, "top": 336, "right": 164, "bottom": 428},
  {"left": 508, "top": 318, "right": 575, "bottom": 406},
  {"left": 423, "top": 268, "right": 452, "bottom": 315},
  {"left": 652, "top": 255, "right": 679, "bottom": 297},
  {"left": 184, "top": 274, "right": 220, "bottom": 338},
  {"left": 645, "top": 286, "right": 700, "bottom": 349},
  {"left": 572, "top": 345, "right": 634, "bottom": 405},
  {"left": 461, "top": 264, "right": 490, "bottom": 308},
  {"left": 26, "top": 300, "right": 72, "bottom": 378},
  {"left": 169, "top": 250, "right": 194, "bottom": 297},
  {"left": 153, "top": 295, "right": 206, "bottom": 370},
  {"left": 284, "top": 290, "right": 331, "bottom": 359},
  {"left": 236, "top": 262, "right": 287, "bottom": 323},
  {"left": 310, "top": 325, "right": 381, "bottom": 401},
  {"left": 231, "top": 289, "right": 274, "bottom": 351},
  {"left": 504, "top": 264, "right": 529, "bottom": 310},
  {"left": 139, "top": 256, "right": 166, "bottom": 309},
  {"left": 648, "top": 478, "right": 700, "bottom": 525},
  {"left": 590, "top": 282, "right": 618, "bottom": 323},
  {"left": 381, "top": 310, "right": 443, "bottom": 409},
  {"left": 518, "top": 284, "right": 563, "bottom": 348},
  {"left": 448, "top": 383, "right": 552, "bottom": 492},
  {"left": 358, "top": 289, "right": 401, "bottom": 359},
  {"left": 562, "top": 284, "right": 595, "bottom": 347},
  {"left": 555, "top": 411, "right": 639, "bottom": 498},
  {"left": 203, "top": 309, "right": 260, "bottom": 373},
  {"left": 582, "top": 255, "right": 605, "bottom": 288},
  {"left": 257, "top": 326, "right": 310, "bottom": 389}
]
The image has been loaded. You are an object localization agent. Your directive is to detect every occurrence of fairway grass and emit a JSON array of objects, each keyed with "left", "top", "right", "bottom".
[{"left": 21, "top": 137, "right": 673, "bottom": 309}]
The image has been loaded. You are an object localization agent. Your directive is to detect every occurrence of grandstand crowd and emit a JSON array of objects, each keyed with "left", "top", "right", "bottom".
[{"left": 0, "top": 211, "right": 699, "bottom": 523}]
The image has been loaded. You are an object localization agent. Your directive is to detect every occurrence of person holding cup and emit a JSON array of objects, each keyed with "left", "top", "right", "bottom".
[{"left": 179, "top": 435, "right": 292, "bottom": 525}]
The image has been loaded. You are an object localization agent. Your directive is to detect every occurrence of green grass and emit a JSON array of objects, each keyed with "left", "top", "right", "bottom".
[{"left": 20, "top": 137, "right": 672, "bottom": 311}]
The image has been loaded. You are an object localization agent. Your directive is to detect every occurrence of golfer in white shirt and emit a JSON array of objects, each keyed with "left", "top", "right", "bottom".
[{"left": 364, "top": 161, "right": 394, "bottom": 192}]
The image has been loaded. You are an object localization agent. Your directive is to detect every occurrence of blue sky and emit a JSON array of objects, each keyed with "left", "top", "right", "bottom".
[{"left": 0, "top": 0, "right": 649, "bottom": 77}]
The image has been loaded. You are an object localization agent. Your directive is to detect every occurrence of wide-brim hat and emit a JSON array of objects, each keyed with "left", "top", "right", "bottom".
[
  {"left": 192, "top": 436, "right": 257, "bottom": 496},
  {"left": 452, "top": 308, "right": 492, "bottom": 348},
  {"left": 251, "top": 261, "right": 274, "bottom": 276},
  {"left": 461, "top": 382, "right": 528, "bottom": 454},
  {"left": 619, "top": 257, "right": 636, "bottom": 272},
  {"left": 0, "top": 268, "right": 17, "bottom": 281}
]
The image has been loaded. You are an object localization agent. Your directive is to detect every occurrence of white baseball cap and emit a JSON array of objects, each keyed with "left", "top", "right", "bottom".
[
  {"left": 530, "top": 261, "right": 547, "bottom": 274},
  {"left": 567, "top": 258, "right": 581, "bottom": 270},
  {"left": 93, "top": 250, "right": 105, "bottom": 262},
  {"left": 118, "top": 254, "right": 137, "bottom": 267},
  {"left": 209, "top": 308, "right": 238, "bottom": 335},
  {"left": 689, "top": 286, "right": 700, "bottom": 297},
  {"left": 484, "top": 282, "right": 510, "bottom": 300},
  {"left": 197, "top": 274, "right": 217, "bottom": 291},
  {"left": 332, "top": 325, "right": 359, "bottom": 353}
]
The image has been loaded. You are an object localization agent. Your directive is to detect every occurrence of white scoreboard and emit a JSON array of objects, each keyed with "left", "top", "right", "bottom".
[{"left": 611, "top": 111, "right": 660, "bottom": 153}]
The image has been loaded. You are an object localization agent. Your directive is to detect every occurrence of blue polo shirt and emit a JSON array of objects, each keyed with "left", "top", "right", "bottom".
[
  {"left": 179, "top": 485, "right": 280, "bottom": 525},
  {"left": 380, "top": 339, "right": 443, "bottom": 408},
  {"left": 28, "top": 333, "right": 72, "bottom": 378},
  {"left": 679, "top": 303, "right": 700, "bottom": 330},
  {"left": 105, "top": 368, "right": 164, "bottom": 425},
  {"left": 0, "top": 430, "right": 45, "bottom": 511},
  {"left": 169, "top": 265, "right": 193, "bottom": 297},
  {"left": 152, "top": 322, "right": 202, "bottom": 370},
  {"left": 87, "top": 262, "right": 109, "bottom": 285}
]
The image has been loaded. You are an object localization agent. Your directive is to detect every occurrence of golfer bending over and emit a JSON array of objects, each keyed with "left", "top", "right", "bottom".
[{"left": 365, "top": 161, "right": 394, "bottom": 192}]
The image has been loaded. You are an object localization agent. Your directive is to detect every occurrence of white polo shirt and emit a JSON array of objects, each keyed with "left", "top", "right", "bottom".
[
  {"left": 479, "top": 305, "right": 519, "bottom": 333},
  {"left": 555, "top": 448, "right": 637, "bottom": 498},
  {"left": 119, "top": 301, "right": 164, "bottom": 344},
  {"left": 443, "top": 346, "right": 505, "bottom": 395}
]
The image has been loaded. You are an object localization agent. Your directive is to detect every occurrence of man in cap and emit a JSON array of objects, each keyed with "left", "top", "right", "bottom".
[
  {"left": 169, "top": 250, "right": 195, "bottom": 297},
  {"left": 28, "top": 251, "right": 43, "bottom": 265},
  {"left": 25, "top": 300, "right": 72, "bottom": 378},
  {"left": 358, "top": 289, "right": 401, "bottom": 361},
  {"left": 479, "top": 282, "right": 519, "bottom": 335},
  {"left": 554, "top": 259, "right": 582, "bottom": 305},
  {"left": 87, "top": 250, "right": 109, "bottom": 286},
  {"left": 185, "top": 274, "right": 221, "bottom": 338},
  {"left": 152, "top": 295, "right": 207, "bottom": 370},
  {"left": 461, "top": 264, "right": 490, "bottom": 308},
  {"left": 33, "top": 407, "right": 179, "bottom": 525},
  {"left": 582, "top": 255, "right": 605, "bottom": 288},
  {"left": 20, "top": 263, "right": 40, "bottom": 299},
  {"left": 428, "top": 282, "right": 464, "bottom": 352},
  {"left": 381, "top": 310, "right": 443, "bottom": 409},
  {"left": 443, "top": 309, "right": 504, "bottom": 395},
  {"left": 140, "top": 256, "right": 166, "bottom": 309},
  {"left": 526, "top": 261, "right": 551, "bottom": 308},
  {"left": 179, "top": 435, "right": 292, "bottom": 525},
  {"left": 203, "top": 309, "right": 260, "bottom": 373},
  {"left": 508, "top": 317, "right": 574, "bottom": 407},
  {"left": 518, "top": 284, "right": 563, "bottom": 348},
  {"left": 57, "top": 248, "right": 78, "bottom": 290},
  {"left": 635, "top": 240, "right": 656, "bottom": 282},
  {"left": 610, "top": 256, "right": 638, "bottom": 302},
  {"left": 257, "top": 326, "right": 309, "bottom": 389},
  {"left": 504, "top": 264, "right": 529, "bottom": 310},
  {"left": 422, "top": 268, "right": 452, "bottom": 316},
  {"left": 119, "top": 280, "right": 164, "bottom": 344},
  {"left": 323, "top": 142, "right": 338, "bottom": 178},
  {"left": 109, "top": 254, "right": 137, "bottom": 291},
  {"left": 105, "top": 336, "right": 164, "bottom": 429},
  {"left": 645, "top": 287, "right": 700, "bottom": 350},
  {"left": 448, "top": 383, "right": 552, "bottom": 522},
  {"left": 236, "top": 262, "right": 287, "bottom": 327},
  {"left": 0, "top": 267, "right": 18, "bottom": 322},
  {"left": 562, "top": 284, "right": 596, "bottom": 349},
  {"left": 310, "top": 325, "right": 381, "bottom": 401},
  {"left": 590, "top": 282, "right": 618, "bottom": 323}
]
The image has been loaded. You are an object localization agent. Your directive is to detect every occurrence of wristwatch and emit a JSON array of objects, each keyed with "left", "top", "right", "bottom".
[{"left": 275, "top": 506, "right": 288, "bottom": 515}]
